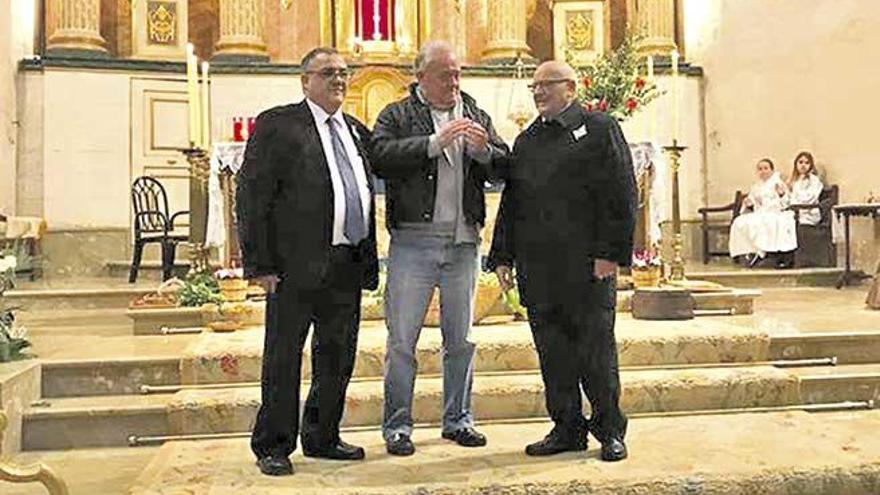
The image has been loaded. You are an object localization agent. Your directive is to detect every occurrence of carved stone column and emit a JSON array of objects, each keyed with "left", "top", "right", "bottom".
[
  {"left": 629, "top": 0, "right": 676, "bottom": 55},
  {"left": 482, "top": 0, "right": 531, "bottom": 64},
  {"left": 46, "top": 0, "right": 108, "bottom": 56},
  {"left": 213, "top": 0, "right": 269, "bottom": 61}
]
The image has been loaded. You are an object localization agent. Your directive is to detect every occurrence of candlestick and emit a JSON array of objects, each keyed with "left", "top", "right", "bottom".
[
  {"left": 200, "top": 61, "right": 211, "bottom": 149},
  {"left": 671, "top": 49, "right": 680, "bottom": 143},
  {"left": 186, "top": 43, "right": 201, "bottom": 149}
]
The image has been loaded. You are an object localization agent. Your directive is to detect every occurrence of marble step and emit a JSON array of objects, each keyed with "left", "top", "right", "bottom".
[
  {"left": 26, "top": 364, "right": 880, "bottom": 450},
  {"left": 125, "top": 409, "right": 880, "bottom": 495},
  {"left": 687, "top": 266, "right": 845, "bottom": 288},
  {"left": 5, "top": 286, "right": 154, "bottom": 311},
  {"left": 39, "top": 319, "right": 773, "bottom": 397}
]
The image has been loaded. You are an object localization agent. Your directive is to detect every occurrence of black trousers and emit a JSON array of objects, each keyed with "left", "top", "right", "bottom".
[
  {"left": 525, "top": 274, "right": 627, "bottom": 444},
  {"left": 251, "top": 246, "right": 362, "bottom": 459}
]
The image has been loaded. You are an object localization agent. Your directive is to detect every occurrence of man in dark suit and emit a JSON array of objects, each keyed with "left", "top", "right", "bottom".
[
  {"left": 236, "top": 47, "right": 378, "bottom": 476},
  {"left": 487, "top": 60, "right": 636, "bottom": 462}
]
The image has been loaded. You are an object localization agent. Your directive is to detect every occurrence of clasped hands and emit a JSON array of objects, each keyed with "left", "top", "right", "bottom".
[{"left": 436, "top": 118, "right": 489, "bottom": 154}]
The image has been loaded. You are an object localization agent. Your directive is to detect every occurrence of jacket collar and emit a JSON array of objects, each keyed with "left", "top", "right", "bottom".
[{"left": 542, "top": 101, "right": 584, "bottom": 130}]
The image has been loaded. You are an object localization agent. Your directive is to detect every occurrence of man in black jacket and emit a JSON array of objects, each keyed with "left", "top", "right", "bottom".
[
  {"left": 236, "top": 47, "right": 378, "bottom": 476},
  {"left": 371, "top": 40, "right": 509, "bottom": 456},
  {"left": 487, "top": 60, "right": 636, "bottom": 462}
]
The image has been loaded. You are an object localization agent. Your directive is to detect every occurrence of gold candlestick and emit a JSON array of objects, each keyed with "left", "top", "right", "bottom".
[
  {"left": 663, "top": 139, "right": 686, "bottom": 281},
  {"left": 183, "top": 147, "right": 212, "bottom": 276}
]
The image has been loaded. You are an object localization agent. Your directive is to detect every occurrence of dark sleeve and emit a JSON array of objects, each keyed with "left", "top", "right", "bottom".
[
  {"left": 235, "top": 111, "right": 281, "bottom": 279},
  {"left": 369, "top": 103, "right": 431, "bottom": 180},
  {"left": 486, "top": 139, "right": 518, "bottom": 271},
  {"left": 474, "top": 111, "right": 512, "bottom": 183},
  {"left": 587, "top": 118, "right": 637, "bottom": 266}
]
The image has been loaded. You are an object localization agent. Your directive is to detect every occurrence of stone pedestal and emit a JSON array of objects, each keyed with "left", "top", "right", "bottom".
[
  {"left": 213, "top": 0, "right": 269, "bottom": 61},
  {"left": 629, "top": 0, "right": 677, "bottom": 55},
  {"left": 46, "top": 0, "right": 108, "bottom": 56},
  {"left": 482, "top": 0, "right": 532, "bottom": 64}
]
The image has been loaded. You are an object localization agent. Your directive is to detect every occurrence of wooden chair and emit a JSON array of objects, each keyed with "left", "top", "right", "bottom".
[
  {"left": 789, "top": 184, "right": 838, "bottom": 268},
  {"left": 697, "top": 191, "right": 745, "bottom": 264},
  {"left": 130, "top": 176, "right": 189, "bottom": 282}
]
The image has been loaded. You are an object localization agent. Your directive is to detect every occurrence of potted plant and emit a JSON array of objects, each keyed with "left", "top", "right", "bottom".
[
  {"left": 631, "top": 248, "right": 662, "bottom": 288},
  {"left": 214, "top": 268, "right": 248, "bottom": 302},
  {"left": 0, "top": 254, "right": 33, "bottom": 362}
]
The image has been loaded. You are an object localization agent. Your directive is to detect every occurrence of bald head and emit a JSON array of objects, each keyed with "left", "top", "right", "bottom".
[
  {"left": 534, "top": 61, "right": 577, "bottom": 81},
  {"left": 531, "top": 60, "right": 578, "bottom": 119}
]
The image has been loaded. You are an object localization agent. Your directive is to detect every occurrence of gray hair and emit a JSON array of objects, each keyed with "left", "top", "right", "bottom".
[
  {"left": 301, "top": 46, "right": 339, "bottom": 70},
  {"left": 414, "top": 40, "right": 456, "bottom": 73}
]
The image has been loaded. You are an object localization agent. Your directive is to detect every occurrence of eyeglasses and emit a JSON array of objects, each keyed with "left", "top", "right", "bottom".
[
  {"left": 527, "top": 79, "right": 574, "bottom": 92},
  {"left": 305, "top": 68, "right": 352, "bottom": 80}
]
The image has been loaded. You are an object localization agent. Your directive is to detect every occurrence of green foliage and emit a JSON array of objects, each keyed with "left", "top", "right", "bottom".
[
  {"left": 569, "top": 34, "right": 662, "bottom": 121},
  {"left": 0, "top": 254, "right": 33, "bottom": 362},
  {"left": 177, "top": 272, "right": 223, "bottom": 307}
]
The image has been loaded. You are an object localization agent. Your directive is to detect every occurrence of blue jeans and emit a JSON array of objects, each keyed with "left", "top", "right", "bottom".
[{"left": 382, "top": 230, "right": 478, "bottom": 440}]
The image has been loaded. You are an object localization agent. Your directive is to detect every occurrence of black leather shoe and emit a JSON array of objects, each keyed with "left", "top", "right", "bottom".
[
  {"left": 441, "top": 427, "right": 487, "bottom": 447},
  {"left": 524, "top": 427, "right": 587, "bottom": 457},
  {"left": 303, "top": 440, "right": 366, "bottom": 460},
  {"left": 600, "top": 438, "right": 628, "bottom": 462},
  {"left": 256, "top": 455, "right": 293, "bottom": 476},
  {"left": 386, "top": 433, "right": 415, "bottom": 456}
]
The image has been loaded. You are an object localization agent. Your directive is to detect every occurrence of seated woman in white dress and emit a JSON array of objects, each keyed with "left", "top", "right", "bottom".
[
  {"left": 729, "top": 158, "right": 797, "bottom": 266},
  {"left": 787, "top": 151, "right": 824, "bottom": 226}
]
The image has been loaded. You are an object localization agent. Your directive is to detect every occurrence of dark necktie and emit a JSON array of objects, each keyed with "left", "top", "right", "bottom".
[{"left": 327, "top": 117, "right": 366, "bottom": 244}]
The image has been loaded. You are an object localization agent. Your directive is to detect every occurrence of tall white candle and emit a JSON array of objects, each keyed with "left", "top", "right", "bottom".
[
  {"left": 201, "top": 61, "right": 211, "bottom": 149},
  {"left": 671, "top": 49, "right": 680, "bottom": 143},
  {"left": 647, "top": 55, "right": 656, "bottom": 143}
]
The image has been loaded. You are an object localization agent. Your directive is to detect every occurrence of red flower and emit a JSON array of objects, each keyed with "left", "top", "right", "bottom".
[
  {"left": 625, "top": 98, "right": 638, "bottom": 111},
  {"left": 582, "top": 77, "right": 592, "bottom": 89},
  {"left": 219, "top": 353, "right": 239, "bottom": 376},
  {"left": 598, "top": 99, "right": 608, "bottom": 112},
  {"left": 634, "top": 78, "right": 646, "bottom": 90},
  {"left": 583, "top": 102, "right": 593, "bottom": 112}
]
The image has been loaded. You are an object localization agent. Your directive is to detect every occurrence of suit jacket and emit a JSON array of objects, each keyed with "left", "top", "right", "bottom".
[
  {"left": 235, "top": 100, "right": 379, "bottom": 291},
  {"left": 487, "top": 103, "right": 636, "bottom": 306}
]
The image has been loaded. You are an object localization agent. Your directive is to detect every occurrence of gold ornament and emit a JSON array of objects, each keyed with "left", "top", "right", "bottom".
[{"left": 147, "top": 2, "right": 177, "bottom": 45}]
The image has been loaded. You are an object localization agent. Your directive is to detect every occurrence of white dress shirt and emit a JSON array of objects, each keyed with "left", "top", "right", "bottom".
[{"left": 305, "top": 98, "right": 371, "bottom": 246}]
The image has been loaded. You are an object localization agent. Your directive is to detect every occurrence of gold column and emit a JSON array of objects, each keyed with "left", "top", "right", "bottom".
[
  {"left": 45, "top": 0, "right": 107, "bottom": 55},
  {"left": 629, "top": 0, "right": 677, "bottom": 55},
  {"left": 213, "top": 0, "right": 269, "bottom": 61},
  {"left": 395, "top": 0, "right": 419, "bottom": 58},
  {"left": 482, "top": 0, "right": 531, "bottom": 64}
]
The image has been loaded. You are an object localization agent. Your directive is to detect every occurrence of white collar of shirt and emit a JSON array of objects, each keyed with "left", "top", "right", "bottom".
[{"left": 306, "top": 98, "right": 346, "bottom": 130}]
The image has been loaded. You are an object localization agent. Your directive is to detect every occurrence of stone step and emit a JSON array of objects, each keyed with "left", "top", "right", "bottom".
[
  {"left": 124, "top": 409, "right": 880, "bottom": 495},
  {"left": 39, "top": 323, "right": 880, "bottom": 399},
  {"left": 38, "top": 319, "right": 772, "bottom": 397},
  {"left": 27, "top": 364, "right": 880, "bottom": 450},
  {"left": 5, "top": 286, "right": 154, "bottom": 310},
  {"left": 688, "top": 266, "right": 845, "bottom": 288},
  {"left": 770, "top": 330, "right": 880, "bottom": 364}
]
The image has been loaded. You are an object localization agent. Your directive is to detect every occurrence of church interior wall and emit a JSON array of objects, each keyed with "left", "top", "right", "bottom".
[
  {"left": 0, "top": 0, "right": 17, "bottom": 214},
  {"left": 685, "top": 0, "right": 880, "bottom": 271}
]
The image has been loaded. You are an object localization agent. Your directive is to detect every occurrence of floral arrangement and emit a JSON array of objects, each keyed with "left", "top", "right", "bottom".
[
  {"left": 214, "top": 267, "right": 244, "bottom": 280},
  {"left": 632, "top": 248, "right": 662, "bottom": 269},
  {"left": 571, "top": 35, "right": 661, "bottom": 121},
  {"left": 0, "top": 254, "right": 33, "bottom": 362}
]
